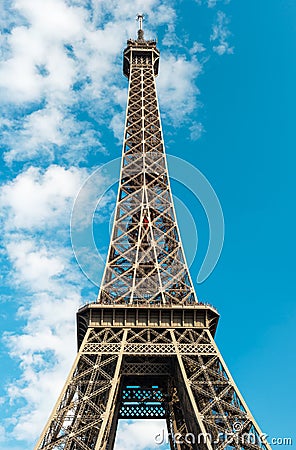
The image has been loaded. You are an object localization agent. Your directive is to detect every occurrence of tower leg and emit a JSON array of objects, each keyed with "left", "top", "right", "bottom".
[
  {"left": 95, "top": 330, "right": 128, "bottom": 450},
  {"left": 171, "top": 330, "right": 214, "bottom": 450},
  {"left": 34, "top": 328, "right": 127, "bottom": 450},
  {"left": 171, "top": 328, "right": 271, "bottom": 450}
]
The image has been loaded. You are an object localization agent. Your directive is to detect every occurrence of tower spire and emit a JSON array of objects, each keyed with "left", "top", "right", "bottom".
[{"left": 137, "top": 13, "right": 144, "bottom": 41}]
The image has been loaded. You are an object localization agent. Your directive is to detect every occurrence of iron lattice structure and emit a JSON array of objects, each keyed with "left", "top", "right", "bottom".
[
  {"left": 98, "top": 27, "right": 196, "bottom": 307},
  {"left": 35, "top": 21, "right": 271, "bottom": 450}
]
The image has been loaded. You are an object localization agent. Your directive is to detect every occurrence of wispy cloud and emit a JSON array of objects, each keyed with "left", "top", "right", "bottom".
[
  {"left": 195, "top": 0, "right": 231, "bottom": 9},
  {"left": 190, "top": 122, "right": 205, "bottom": 140},
  {"left": 211, "top": 10, "right": 234, "bottom": 55},
  {"left": 190, "top": 41, "right": 207, "bottom": 55},
  {"left": 157, "top": 54, "right": 202, "bottom": 125},
  {"left": 3, "top": 105, "right": 104, "bottom": 165},
  {"left": 0, "top": 0, "right": 202, "bottom": 165},
  {"left": 0, "top": 165, "right": 92, "bottom": 442},
  {"left": 207, "top": 0, "right": 230, "bottom": 8}
]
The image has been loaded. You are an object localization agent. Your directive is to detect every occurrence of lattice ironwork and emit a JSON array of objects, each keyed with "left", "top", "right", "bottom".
[
  {"left": 97, "top": 23, "right": 196, "bottom": 307},
  {"left": 35, "top": 326, "right": 270, "bottom": 450},
  {"left": 35, "top": 19, "right": 271, "bottom": 450}
]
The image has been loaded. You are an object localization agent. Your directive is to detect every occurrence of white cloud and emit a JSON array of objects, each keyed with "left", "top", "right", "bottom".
[
  {"left": 195, "top": 0, "right": 230, "bottom": 8},
  {"left": 157, "top": 54, "right": 202, "bottom": 125},
  {"left": 9, "top": 239, "right": 58, "bottom": 281},
  {"left": 114, "top": 419, "right": 169, "bottom": 450},
  {"left": 2, "top": 237, "right": 83, "bottom": 441},
  {"left": 190, "top": 122, "right": 205, "bottom": 140},
  {"left": 0, "top": 1, "right": 120, "bottom": 163},
  {"left": 109, "top": 110, "right": 125, "bottom": 142},
  {"left": 207, "top": 0, "right": 220, "bottom": 7},
  {"left": 0, "top": 0, "right": 204, "bottom": 164},
  {"left": 211, "top": 11, "right": 234, "bottom": 55},
  {"left": 0, "top": 165, "right": 89, "bottom": 230},
  {"left": 0, "top": 164, "right": 98, "bottom": 442},
  {"left": 4, "top": 254, "right": 67, "bottom": 300},
  {"left": 4, "top": 288, "right": 80, "bottom": 441},
  {"left": 190, "top": 41, "right": 206, "bottom": 55}
]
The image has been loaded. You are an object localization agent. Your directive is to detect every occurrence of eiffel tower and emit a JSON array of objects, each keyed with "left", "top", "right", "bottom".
[{"left": 35, "top": 16, "right": 271, "bottom": 450}]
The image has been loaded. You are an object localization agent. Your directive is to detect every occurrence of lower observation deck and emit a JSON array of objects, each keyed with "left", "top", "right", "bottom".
[{"left": 77, "top": 303, "right": 219, "bottom": 348}]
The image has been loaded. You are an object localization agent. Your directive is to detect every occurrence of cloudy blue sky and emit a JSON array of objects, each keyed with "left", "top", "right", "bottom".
[{"left": 0, "top": 1, "right": 295, "bottom": 449}]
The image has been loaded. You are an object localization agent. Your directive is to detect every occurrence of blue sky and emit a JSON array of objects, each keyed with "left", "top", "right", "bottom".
[{"left": 0, "top": 1, "right": 295, "bottom": 449}]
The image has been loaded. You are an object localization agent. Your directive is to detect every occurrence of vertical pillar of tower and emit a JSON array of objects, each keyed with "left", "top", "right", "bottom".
[
  {"left": 95, "top": 329, "right": 128, "bottom": 450},
  {"left": 34, "top": 328, "right": 128, "bottom": 450},
  {"left": 170, "top": 329, "right": 215, "bottom": 450}
]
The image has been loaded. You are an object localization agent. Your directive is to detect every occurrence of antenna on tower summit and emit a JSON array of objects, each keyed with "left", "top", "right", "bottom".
[
  {"left": 137, "top": 13, "right": 143, "bottom": 30},
  {"left": 137, "top": 13, "right": 145, "bottom": 41}
]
